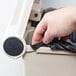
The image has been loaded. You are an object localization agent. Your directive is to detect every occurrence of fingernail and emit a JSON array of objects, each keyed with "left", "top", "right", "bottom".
[{"left": 43, "top": 40, "right": 48, "bottom": 44}]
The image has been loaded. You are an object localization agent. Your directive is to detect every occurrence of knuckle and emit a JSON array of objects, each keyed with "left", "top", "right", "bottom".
[{"left": 44, "top": 12, "right": 50, "bottom": 18}]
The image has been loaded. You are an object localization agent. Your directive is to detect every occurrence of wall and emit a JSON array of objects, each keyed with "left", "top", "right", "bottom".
[{"left": 41, "top": 0, "right": 76, "bottom": 9}]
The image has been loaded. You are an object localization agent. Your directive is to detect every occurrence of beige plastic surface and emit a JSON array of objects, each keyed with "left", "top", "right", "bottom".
[{"left": 24, "top": 50, "right": 76, "bottom": 76}]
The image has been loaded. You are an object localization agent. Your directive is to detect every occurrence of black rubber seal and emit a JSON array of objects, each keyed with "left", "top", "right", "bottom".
[{"left": 31, "top": 38, "right": 76, "bottom": 53}]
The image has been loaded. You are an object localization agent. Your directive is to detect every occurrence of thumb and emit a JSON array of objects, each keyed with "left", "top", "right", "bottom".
[{"left": 43, "top": 29, "right": 54, "bottom": 44}]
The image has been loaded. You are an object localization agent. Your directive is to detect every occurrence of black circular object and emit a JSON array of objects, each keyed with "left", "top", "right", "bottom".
[{"left": 3, "top": 37, "right": 24, "bottom": 56}]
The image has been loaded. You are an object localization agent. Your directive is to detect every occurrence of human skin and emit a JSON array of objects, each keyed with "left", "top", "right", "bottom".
[{"left": 32, "top": 6, "right": 76, "bottom": 45}]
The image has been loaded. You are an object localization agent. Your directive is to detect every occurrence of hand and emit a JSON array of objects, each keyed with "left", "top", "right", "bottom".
[{"left": 32, "top": 6, "right": 76, "bottom": 45}]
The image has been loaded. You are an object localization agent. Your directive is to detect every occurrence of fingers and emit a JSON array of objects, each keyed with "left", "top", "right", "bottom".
[
  {"left": 32, "top": 19, "right": 47, "bottom": 45},
  {"left": 32, "top": 17, "right": 55, "bottom": 45},
  {"left": 43, "top": 29, "right": 54, "bottom": 44}
]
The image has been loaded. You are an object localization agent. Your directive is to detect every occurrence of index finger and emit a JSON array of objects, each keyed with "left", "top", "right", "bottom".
[{"left": 32, "top": 19, "right": 47, "bottom": 45}]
